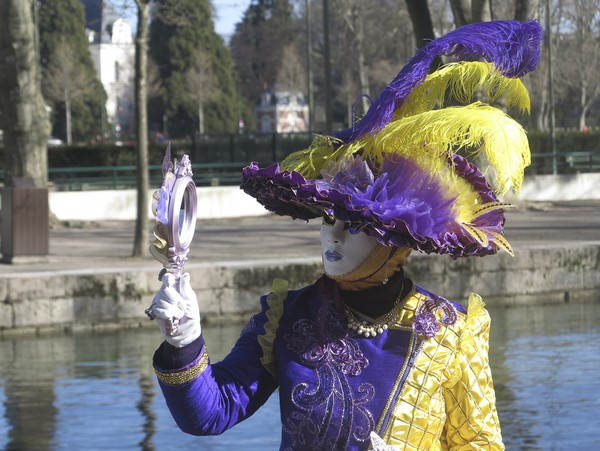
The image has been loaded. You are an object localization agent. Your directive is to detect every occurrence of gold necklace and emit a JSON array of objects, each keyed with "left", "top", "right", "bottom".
[{"left": 344, "top": 291, "right": 404, "bottom": 338}]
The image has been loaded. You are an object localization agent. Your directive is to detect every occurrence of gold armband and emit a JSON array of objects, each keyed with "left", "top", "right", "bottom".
[{"left": 154, "top": 346, "right": 209, "bottom": 386}]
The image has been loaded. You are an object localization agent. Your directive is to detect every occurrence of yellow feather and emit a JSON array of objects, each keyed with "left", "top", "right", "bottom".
[
  {"left": 488, "top": 231, "right": 514, "bottom": 256},
  {"left": 470, "top": 202, "right": 514, "bottom": 221},
  {"left": 281, "top": 135, "right": 339, "bottom": 178},
  {"left": 394, "top": 62, "right": 531, "bottom": 119},
  {"left": 460, "top": 223, "right": 489, "bottom": 247},
  {"left": 371, "top": 103, "right": 530, "bottom": 195}
]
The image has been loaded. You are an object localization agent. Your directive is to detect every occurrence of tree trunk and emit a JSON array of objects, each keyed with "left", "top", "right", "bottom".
[
  {"left": 404, "top": 0, "right": 436, "bottom": 47},
  {"left": 322, "top": 0, "right": 332, "bottom": 133},
  {"left": 199, "top": 100, "right": 204, "bottom": 135},
  {"left": 404, "top": 0, "right": 442, "bottom": 70},
  {"left": 0, "top": 0, "right": 49, "bottom": 188},
  {"left": 66, "top": 97, "right": 72, "bottom": 145},
  {"left": 515, "top": 0, "right": 541, "bottom": 21},
  {"left": 579, "top": 82, "right": 594, "bottom": 132},
  {"left": 355, "top": 9, "right": 370, "bottom": 115},
  {"left": 449, "top": 0, "right": 492, "bottom": 26},
  {"left": 535, "top": 79, "right": 548, "bottom": 132},
  {"left": 132, "top": 0, "right": 150, "bottom": 257}
]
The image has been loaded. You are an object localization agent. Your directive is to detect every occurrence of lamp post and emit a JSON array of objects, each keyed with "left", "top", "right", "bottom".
[
  {"left": 306, "top": 0, "right": 314, "bottom": 133},
  {"left": 545, "top": 0, "right": 557, "bottom": 174},
  {"left": 322, "top": 0, "right": 332, "bottom": 133}
]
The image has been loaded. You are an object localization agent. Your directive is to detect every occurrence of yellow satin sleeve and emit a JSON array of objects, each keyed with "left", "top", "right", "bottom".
[
  {"left": 382, "top": 292, "right": 503, "bottom": 450},
  {"left": 441, "top": 294, "right": 503, "bottom": 450}
]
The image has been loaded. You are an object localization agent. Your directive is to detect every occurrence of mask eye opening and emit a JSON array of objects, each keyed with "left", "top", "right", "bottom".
[
  {"left": 344, "top": 222, "right": 360, "bottom": 235},
  {"left": 322, "top": 212, "right": 336, "bottom": 226}
]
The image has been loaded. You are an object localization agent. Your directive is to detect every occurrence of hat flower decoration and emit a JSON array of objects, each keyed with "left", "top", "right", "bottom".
[{"left": 242, "top": 20, "right": 543, "bottom": 258}]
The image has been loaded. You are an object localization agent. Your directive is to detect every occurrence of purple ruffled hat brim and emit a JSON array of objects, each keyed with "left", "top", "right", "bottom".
[{"left": 241, "top": 155, "right": 505, "bottom": 258}]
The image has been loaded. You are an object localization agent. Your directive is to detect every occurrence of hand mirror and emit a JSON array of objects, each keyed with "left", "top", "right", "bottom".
[
  {"left": 147, "top": 145, "right": 198, "bottom": 333},
  {"left": 150, "top": 144, "right": 197, "bottom": 280}
]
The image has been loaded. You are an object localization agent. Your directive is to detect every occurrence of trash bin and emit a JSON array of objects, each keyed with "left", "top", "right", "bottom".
[{"left": 1, "top": 177, "right": 49, "bottom": 263}]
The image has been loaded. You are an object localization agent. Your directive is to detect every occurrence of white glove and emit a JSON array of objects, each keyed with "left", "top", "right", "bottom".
[{"left": 148, "top": 272, "right": 201, "bottom": 347}]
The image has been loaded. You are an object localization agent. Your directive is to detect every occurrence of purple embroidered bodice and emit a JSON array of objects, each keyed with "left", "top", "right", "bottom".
[{"left": 275, "top": 290, "right": 417, "bottom": 450}]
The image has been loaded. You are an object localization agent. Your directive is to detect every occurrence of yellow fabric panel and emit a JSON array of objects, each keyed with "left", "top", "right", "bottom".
[
  {"left": 383, "top": 292, "right": 503, "bottom": 450},
  {"left": 442, "top": 294, "right": 504, "bottom": 450}
]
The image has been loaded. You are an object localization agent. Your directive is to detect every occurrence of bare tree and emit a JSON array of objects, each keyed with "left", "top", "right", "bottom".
[
  {"left": 43, "top": 39, "right": 92, "bottom": 144},
  {"left": 449, "top": 0, "right": 492, "bottom": 25},
  {"left": 337, "top": 0, "right": 371, "bottom": 115},
  {"left": 276, "top": 43, "right": 307, "bottom": 94},
  {"left": 105, "top": 0, "right": 152, "bottom": 257},
  {"left": 0, "top": 0, "right": 49, "bottom": 187},
  {"left": 556, "top": 0, "right": 600, "bottom": 131},
  {"left": 405, "top": 0, "right": 436, "bottom": 46},
  {"left": 305, "top": 0, "right": 412, "bottom": 129},
  {"left": 515, "top": 0, "right": 542, "bottom": 21},
  {"left": 338, "top": 67, "right": 358, "bottom": 126},
  {"left": 183, "top": 48, "right": 217, "bottom": 135},
  {"left": 132, "top": 0, "right": 151, "bottom": 258}
]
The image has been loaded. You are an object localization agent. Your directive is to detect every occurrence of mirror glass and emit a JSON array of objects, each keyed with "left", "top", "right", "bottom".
[
  {"left": 170, "top": 176, "right": 197, "bottom": 252},
  {"left": 179, "top": 190, "right": 187, "bottom": 236}
]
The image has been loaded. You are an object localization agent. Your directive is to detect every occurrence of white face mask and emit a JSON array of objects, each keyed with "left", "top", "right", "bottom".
[{"left": 320, "top": 216, "right": 379, "bottom": 276}]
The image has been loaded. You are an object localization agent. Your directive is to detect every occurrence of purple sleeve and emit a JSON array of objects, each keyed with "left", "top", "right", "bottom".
[{"left": 153, "top": 295, "right": 280, "bottom": 436}]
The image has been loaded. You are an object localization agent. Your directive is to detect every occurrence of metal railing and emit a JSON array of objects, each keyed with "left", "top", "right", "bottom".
[
  {"left": 527, "top": 150, "right": 600, "bottom": 175},
  {"left": 47, "top": 162, "right": 246, "bottom": 191},
  {"left": 0, "top": 150, "right": 597, "bottom": 191}
]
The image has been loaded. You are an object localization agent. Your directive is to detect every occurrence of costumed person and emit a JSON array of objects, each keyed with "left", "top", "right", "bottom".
[{"left": 147, "top": 20, "right": 542, "bottom": 450}]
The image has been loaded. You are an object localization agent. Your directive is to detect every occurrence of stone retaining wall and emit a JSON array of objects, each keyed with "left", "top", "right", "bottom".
[{"left": 0, "top": 246, "right": 598, "bottom": 334}]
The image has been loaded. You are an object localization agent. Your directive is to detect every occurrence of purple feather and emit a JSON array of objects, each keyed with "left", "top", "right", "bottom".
[{"left": 334, "top": 20, "right": 543, "bottom": 143}]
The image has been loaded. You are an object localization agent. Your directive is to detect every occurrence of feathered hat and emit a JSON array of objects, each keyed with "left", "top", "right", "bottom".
[{"left": 241, "top": 20, "right": 543, "bottom": 258}]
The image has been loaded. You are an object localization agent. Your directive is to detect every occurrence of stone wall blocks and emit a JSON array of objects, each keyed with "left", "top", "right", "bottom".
[
  {"left": 0, "top": 245, "right": 598, "bottom": 333},
  {"left": 13, "top": 299, "right": 52, "bottom": 327},
  {"left": 50, "top": 298, "right": 75, "bottom": 325},
  {"left": 117, "top": 296, "right": 147, "bottom": 319},
  {"left": 0, "top": 301, "right": 12, "bottom": 328},
  {"left": 73, "top": 297, "right": 117, "bottom": 322}
]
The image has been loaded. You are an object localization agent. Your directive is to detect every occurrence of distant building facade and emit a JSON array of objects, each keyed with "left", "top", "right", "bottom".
[
  {"left": 83, "top": 0, "right": 135, "bottom": 141},
  {"left": 255, "top": 91, "right": 309, "bottom": 133}
]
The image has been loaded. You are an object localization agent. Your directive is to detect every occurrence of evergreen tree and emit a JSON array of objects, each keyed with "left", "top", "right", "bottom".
[
  {"left": 38, "top": 0, "right": 107, "bottom": 143},
  {"left": 230, "top": 0, "right": 295, "bottom": 107},
  {"left": 149, "top": 0, "right": 238, "bottom": 136}
]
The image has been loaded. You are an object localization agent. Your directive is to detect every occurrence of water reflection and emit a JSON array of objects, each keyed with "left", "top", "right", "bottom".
[
  {"left": 0, "top": 301, "right": 598, "bottom": 450},
  {"left": 488, "top": 302, "right": 600, "bottom": 449}
]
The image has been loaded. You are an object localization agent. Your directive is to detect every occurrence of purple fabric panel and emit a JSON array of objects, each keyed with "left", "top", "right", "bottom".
[{"left": 156, "top": 295, "right": 279, "bottom": 436}]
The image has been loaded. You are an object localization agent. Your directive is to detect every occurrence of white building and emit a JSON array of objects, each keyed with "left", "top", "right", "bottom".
[
  {"left": 255, "top": 91, "right": 309, "bottom": 133},
  {"left": 87, "top": 14, "right": 135, "bottom": 141}
]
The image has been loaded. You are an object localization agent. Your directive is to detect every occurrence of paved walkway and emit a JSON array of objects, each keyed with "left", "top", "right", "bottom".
[{"left": 0, "top": 200, "right": 598, "bottom": 277}]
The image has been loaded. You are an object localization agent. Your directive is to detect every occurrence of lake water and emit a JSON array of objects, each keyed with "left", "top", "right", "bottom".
[{"left": 0, "top": 300, "right": 599, "bottom": 450}]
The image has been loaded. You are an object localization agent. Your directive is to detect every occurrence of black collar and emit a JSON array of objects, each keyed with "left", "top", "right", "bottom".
[{"left": 339, "top": 270, "right": 413, "bottom": 317}]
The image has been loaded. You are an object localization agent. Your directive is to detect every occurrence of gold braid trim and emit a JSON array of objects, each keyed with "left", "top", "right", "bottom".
[{"left": 154, "top": 346, "right": 209, "bottom": 386}]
